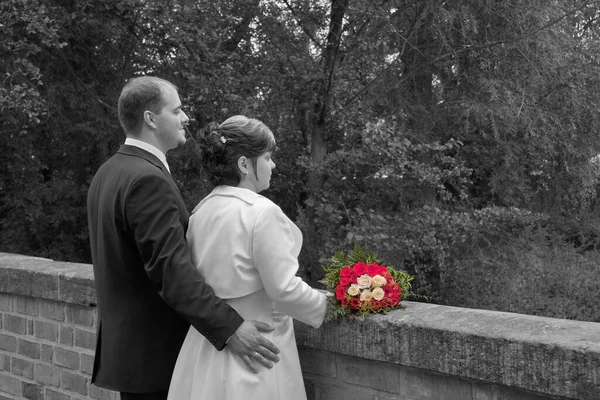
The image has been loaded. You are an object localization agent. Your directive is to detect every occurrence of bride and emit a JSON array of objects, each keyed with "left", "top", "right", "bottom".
[{"left": 167, "top": 115, "right": 327, "bottom": 400}]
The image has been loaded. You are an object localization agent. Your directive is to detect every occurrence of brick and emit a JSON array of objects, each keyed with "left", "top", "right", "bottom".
[
  {"left": 54, "top": 347, "right": 80, "bottom": 370},
  {"left": 304, "top": 377, "right": 316, "bottom": 400},
  {"left": 3, "top": 314, "right": 27, "bottom": 334},
  {"left": 40, "top": 301, "right": 65, "bottom": 321},
  {"left": 22, "top": 382, "right": 43, "bottom": 400},
  {"left": 433, "top": 373, "right": 473, "bottom": 400},
  {"left": 0, "top": 294, "right": 10, "bottom": 311},
  {"left": 35, "top": 363, "right": 60, "bottom": 386},
  {"left": 314, "top": 380, "right": 379, "bottom": 400},
  {"left": 34, "top": 320, "right": 59, "bottom": 341},
  {"left": 0, "top": 333, "right": 17, "bottom": 352},
  {"left": 0, "top": 354, "right": 8, "bottom": 372},
  {"left": 14, "top": 296, "right": 39, "bottom": 316},
  {"left": 41, "top": 344, "right": 53, "bottom": 363},
  {"left": 1, "top": 354, "right": 9, "bottom": 371},
  {"left": 299, "top": 347, "right": 337, "bottom": 378},
  {"left": 60, "top": 370, "right": 88, "bottom": 395},
  {"left": 472, "top": 383, "right": 494, "bottom": 400},
  {"left": 27, "top": 319, "right": 34, "bottom": 335},
  {"left": 374, "top": 395, "right": 402, "bottom": 400},
  {"left": 0, "top": 393, "right": 15, "bottom": 400},
  {"left": 59, "top": 326, "right": 73, "bottom": 345},
  {"left": 65, "top": 304, "right": 94, "bottom": 327},
  {"left": 81, "top": 353, "right": 94, "bottom": 375},
  {"left": 0, "top": 373, "right": 21, "bottom": 396},
  {"left": 399, "top": 367, "right": 435, "bottom": 399},
  {"left": 74, "top": 328, "right": 96, "bottom": 350},
  {"left": 11, "top": 356, "right": 34, "bottom": 379},
  {"left": 89, "top": 384, "right": 119, "bottom": 400},
  {"left": 18, "top": 338, "right": 40, "bottom": 359},
  {"left": 45, "top": 388, "right": 70, "bottom": 400},
  {"left": 338, "top": 354, "right": 401, "bottom": 393}
]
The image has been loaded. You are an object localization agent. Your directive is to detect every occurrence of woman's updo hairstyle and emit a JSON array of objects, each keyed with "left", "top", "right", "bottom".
[{"left": 197, "top": 115, "right": 276, "bottom": 186}]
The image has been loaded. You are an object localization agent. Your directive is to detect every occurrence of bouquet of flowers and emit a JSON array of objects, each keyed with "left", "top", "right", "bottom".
[{"left": 320, "top": 243, "right": 414, "bottom": 320}]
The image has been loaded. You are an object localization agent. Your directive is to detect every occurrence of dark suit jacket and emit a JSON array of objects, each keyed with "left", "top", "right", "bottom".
[{"left": 87, "top": 145, "right": 243, "bottom": 392}]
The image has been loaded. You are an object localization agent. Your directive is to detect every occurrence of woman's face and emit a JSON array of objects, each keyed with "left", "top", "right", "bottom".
[{"left": 246, "top": 152, "right": 275, "bottom": 193}]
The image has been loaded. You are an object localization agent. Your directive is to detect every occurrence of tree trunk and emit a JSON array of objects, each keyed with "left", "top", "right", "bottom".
[{"left": 303, "top": 0, "right": 348, "bottom": 281}]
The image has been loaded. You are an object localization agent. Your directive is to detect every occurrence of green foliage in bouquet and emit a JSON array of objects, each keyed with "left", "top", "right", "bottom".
[{"left": 320, "top": 242, "right": 415, "bottom": 320}]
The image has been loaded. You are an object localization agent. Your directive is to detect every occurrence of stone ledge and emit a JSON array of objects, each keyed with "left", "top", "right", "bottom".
[
  {"left": 1, "top": 252, "right": 598, "bottom": 399},
  {"left": 0, "top": 253, "right": 95, "bottom": 307},
  {"left": 295, "top": 302, "right": 600, "bottom": 400}
]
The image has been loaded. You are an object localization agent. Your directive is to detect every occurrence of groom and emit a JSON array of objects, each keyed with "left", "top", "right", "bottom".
[{"left": 87, "top": 76, "right": 279, "bottom": 400}]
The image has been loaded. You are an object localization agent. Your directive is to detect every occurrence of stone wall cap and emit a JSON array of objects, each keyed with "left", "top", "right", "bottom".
[{"left": 0, "top": 252, "right": 95, "bottom": 306}]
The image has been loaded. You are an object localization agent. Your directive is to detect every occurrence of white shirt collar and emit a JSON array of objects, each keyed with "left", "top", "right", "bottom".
[{"left": 124, "top": 138, "right": 170, "bottom": 173}]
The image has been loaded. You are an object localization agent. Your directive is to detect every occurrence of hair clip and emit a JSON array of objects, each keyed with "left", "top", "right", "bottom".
[{"left": 220, "top": 135, "right": 227, "bottom": 144}]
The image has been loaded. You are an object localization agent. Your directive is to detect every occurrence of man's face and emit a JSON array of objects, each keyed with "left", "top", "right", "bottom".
[{"left": 153, "top": 86, "right": 189, "bottom": 151}]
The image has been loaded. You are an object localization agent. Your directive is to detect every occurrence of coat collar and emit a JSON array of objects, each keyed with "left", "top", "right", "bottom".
[
  {"left": 117, "top": 145, "right": 169, "bottom": 175},
  {"left": 192, "top": 185, "right": 260, "bottom": 214}
]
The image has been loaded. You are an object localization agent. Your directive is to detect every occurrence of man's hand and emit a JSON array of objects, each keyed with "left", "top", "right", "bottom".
[{"left": 227, "top": 320, "right": 280, "bottom": 373}]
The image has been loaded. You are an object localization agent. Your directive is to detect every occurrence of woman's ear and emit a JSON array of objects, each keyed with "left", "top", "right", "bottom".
[{"left": 237, "top": 156, "right": 249, "bottom": 176}]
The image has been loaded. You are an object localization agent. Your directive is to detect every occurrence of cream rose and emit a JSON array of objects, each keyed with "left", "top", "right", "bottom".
[
  {"left": 360, "top": 290, "right": 373, "bottom": 301},
  {"left": 372, "top": 287, "right": 385, "bottom": 301},
  {"left": 347, "top": 284, "right": 361, "bottom": 296},
  {"left": 371, "top": 274, "right": 387, "bottom": 287},
  {"left": 356, "top": 274, "right": 373, "bottom": 289}
]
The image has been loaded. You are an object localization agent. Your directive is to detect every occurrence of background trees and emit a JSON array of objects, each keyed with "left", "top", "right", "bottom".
[{"left": 2, "top": 0, "right": 600, "bottom": 321}]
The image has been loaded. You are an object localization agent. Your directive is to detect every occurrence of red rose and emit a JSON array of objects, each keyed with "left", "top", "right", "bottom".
[
  {"left": 353, "top": 262, "right": 366, "bottom": 275},
  {"left": 335, "top": 285, "right": 346, "bottom": 300},
  {"left": 339, "top": 277, "right": 352, "bottom": 287},
  {"left": 378, "top": 266, "right": 389, "bottom": 276},
  {"left": 350, "top": 298, "right": 361, "bottom": 310},
  {"left": 370, "top": 299, "right": 380, "bottom": 310},
  {"left": 340, "top": 266, "right": 352, "bottom": 277},
  {"left": 366, "top": 263, "right": 380, "bottom": 276},
  {"left": 341, "top": 298, "right": 350, "bottom": 307},
  {"left": 384, "top": 297, "right": 397, "bottom": 307}
]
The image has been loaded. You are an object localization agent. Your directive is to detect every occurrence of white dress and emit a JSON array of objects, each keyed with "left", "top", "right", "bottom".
[{"left": 167, "top": 186, "right": 327, "bottom": 400}]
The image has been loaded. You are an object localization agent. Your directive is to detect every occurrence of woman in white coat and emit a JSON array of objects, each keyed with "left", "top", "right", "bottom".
[{"left": 167, "top": 115, "right": 327, "bottom": 400}]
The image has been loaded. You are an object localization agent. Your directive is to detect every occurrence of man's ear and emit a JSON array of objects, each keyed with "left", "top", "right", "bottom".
[{"left": 143, "top": 110, "right": 156, "bottom": 127}]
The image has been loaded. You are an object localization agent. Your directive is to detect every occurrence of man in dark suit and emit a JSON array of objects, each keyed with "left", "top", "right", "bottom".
[{"left": 87, "top": 76, "right": 279, "bottom": 400}]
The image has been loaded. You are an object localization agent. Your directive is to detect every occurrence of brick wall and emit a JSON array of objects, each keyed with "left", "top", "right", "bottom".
[
  {"left": 0, "top": 293, "right": 116, "bottom": 400},
  {"left": 0, "top": 254, "right": 118, "bottom": 400},
  {"left": 1, "top": 252, "right": 600, "bottom": 400}
]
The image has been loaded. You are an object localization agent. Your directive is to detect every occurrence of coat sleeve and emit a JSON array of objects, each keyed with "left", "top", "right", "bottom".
[
  {"left": 252, "top": 202, "right": 327, "bottom": 328},
  {"left": 126, "top": 173, "right": 243, "bottom": 350}
]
